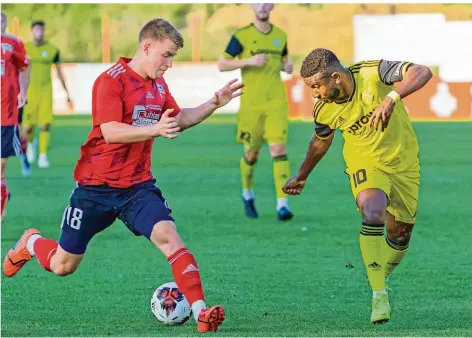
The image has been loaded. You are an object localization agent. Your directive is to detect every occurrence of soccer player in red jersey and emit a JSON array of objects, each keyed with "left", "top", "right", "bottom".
[
  {"left": 1, "top": 12, "right": 30, "bottom": 219},
  {"left": 3, "top": 18, "right": 243, "bottom": 333}
]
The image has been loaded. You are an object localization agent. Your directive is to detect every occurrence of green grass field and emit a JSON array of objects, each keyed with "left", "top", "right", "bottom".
[{"left": 2, "top": 116, "right": 471, "bottom": 337}]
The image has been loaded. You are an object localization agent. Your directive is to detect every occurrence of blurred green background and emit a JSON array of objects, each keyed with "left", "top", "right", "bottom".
[{"left": 3, "top": 3, "right": 472, "bottom": 69}]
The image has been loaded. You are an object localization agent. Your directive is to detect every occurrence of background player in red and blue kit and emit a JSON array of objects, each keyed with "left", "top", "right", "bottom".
[
  {"left": 3, "top": 18, "right": 243, "bottom": 333},
  {"left": 1, "top": 12, "right": 30, "bottom": 219}
]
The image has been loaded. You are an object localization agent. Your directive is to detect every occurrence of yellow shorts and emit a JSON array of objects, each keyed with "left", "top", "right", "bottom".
[
  {"left": 345, "top": 165, "right": 420, "bottom": 224},
  {"left": 23, "top": 85, "right": 53, "bottom": 126},
  {"left": 235, "top": 107, "right": 288, "bottom": 151}
]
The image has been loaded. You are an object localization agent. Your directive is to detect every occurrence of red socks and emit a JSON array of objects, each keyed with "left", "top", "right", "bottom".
[
  {"left": 34, "top": 238, "right": 58, "bottom": 272},
  {"left": 167, "top": 248, "right": 205, "bottom": 304},
  {"left": 1, "top": 178, "right": 8, "bottom": 216}
]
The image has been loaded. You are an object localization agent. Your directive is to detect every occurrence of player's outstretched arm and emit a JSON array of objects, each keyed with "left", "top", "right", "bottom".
[
  {"left": 176, "top": 79, "right": 244, "bottom": 131},
  {"left": 283, "top": 131, "right": 334, "bottom": 195},
  {"left": 101, "top": 109, "right": 180, "bottom": 144}
]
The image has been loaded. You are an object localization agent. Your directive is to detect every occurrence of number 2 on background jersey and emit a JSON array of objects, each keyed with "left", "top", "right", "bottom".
[{"left": 353, "top": 169, "right": 367, "bottom": 188}]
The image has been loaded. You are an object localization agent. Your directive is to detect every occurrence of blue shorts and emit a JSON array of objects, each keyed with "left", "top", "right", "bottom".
[
  {"left": 59, "top": 179, "right": 174, "bottom": 255},
  {"left": 1, "top": 125, "right": 22, "bottom": 159}
]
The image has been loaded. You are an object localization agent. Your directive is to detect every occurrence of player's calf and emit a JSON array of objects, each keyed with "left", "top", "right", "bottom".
[
  {"left": 240, "top": 151, "right": 259, "bottom": 218},
  {"left": 3, "top": 229, "right": 84, "bottom": 277},
  {"left": 383, "top": 217, "right": 414, "bottom": 280},
  {"left": 386, "top": 221, "right": 414, "bottom": 246},
  {"left": 1, "top": 175, "right": 9, "bottom": 218},
  {"left": 38, "top": 125, "right": 51, "bottom": 168}
]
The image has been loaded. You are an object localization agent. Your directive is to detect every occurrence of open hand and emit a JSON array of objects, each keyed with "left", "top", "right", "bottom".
[
  {"left": 211, "top": 79, "right": 244, "bottom": 108},
  {"left": 153, "top": 109, "right": 180, "bottom": 138},
  {"left": 17, "top": 90, "right": 27, "bottom": 108},
  {"left": 370, "top": 97, "right": 396, "bottom": 131}
]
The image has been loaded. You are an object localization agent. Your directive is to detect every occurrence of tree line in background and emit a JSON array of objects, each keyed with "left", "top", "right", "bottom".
[{"left": 3, "top": 3, "right": 471, "bottom": 68}]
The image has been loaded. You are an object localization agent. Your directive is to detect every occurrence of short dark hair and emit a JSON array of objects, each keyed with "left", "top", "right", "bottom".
[
  {"left": 31, "top": 20, "right": 45, "bottom": 29},
  {"left": 139, "top": 18, "right": 184, "bottom": 48},
  {"left": 300, "top": 48, "right": 341, "bottom": 78}
]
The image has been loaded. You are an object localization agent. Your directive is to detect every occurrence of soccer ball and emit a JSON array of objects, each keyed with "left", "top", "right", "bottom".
[{"left": 151, "top": 282, "right": 192, "bottom": 326}]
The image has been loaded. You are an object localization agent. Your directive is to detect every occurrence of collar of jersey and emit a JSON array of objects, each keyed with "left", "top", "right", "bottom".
[
  {"left": 33, "top": 40, "right": 47, "bottom": 47},
  {"left": 250, "top": 23, "right": 273, "bottom": 35},
  {"left": 119, "top": 57, "right": 154, "bottom": 85}
]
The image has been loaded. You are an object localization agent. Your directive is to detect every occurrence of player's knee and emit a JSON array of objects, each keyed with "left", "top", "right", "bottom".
[
  {"left": 1, "top": 159, "right": 7, "bottom": 174},
  {"left": 51, "top": 262, "right": 78, "bottom": 276},
  {"left": 269, "top": 144, "right": 286, "bottom": 157},
  {"left": 360, "top": 204, "right": 386, "bottom": 224},
  {"left": 244, "top": 150, "right": 259, "bottom": 163},
  {"left": 151, "top": 221, "right": 184, "bottom": 257},
  {"left": 40, "top": 124, "right": 51, "bottom": 131}
]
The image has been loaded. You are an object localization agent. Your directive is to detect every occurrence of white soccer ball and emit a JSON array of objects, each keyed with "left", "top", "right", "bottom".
[{"left": 151, "top": 282, "right": 192, "bottom": 326}]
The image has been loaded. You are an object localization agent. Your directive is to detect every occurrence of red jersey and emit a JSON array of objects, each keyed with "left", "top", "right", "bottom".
[
  {"left": 73, "top": 57, "right": 181, "bottom": 188},
  {"left": 1, "top": 33, "right": 29, "bottom": 126}
]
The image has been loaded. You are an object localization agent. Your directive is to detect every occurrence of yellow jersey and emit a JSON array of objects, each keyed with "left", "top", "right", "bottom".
[
  {"left": 313, "top": 60, "right": 419, "bottom": 173},
  {"left": 223, "top": 23, "right": 288, "bottom": 111},
  {"left": 25, "top": 41, "right": 60, "bottom": 87}
]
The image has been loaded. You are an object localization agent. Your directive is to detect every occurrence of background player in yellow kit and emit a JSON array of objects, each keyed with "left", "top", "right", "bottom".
[
  {"left": 218, "top": 3, "right": 294, "bottom": 221},
  {"left": 283, "top": 48, "right": 432, "bottom": 324},
  {"left": 23, "top": 20, "right": 72, "bottom": 168}
]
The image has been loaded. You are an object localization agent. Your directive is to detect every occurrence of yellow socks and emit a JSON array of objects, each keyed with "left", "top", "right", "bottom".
[
  {"left": 272, "top": 155, "right": 290, "bottom": 200},
  {"left": 39, "top": 129, "right": 50, "bottom": 155},
  {"left": 240, "top": 156, "right": 256, "bottom": 197},
  {"left": 360, "top": 222, "right": 386, "bottom": 291},
  {"left": 383, "top": 236, "right": 409, "bottom": 279}
]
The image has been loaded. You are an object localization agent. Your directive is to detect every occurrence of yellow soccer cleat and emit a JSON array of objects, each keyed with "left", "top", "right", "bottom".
[{"left": 371, "top": 293, "right": 391, "bottom": 324}]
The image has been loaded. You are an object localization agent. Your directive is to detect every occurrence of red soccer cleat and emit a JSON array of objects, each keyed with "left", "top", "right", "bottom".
[
  {"left": 3, "top": 228, "right": 41, "bottom": 277},
  {"left": 197, "top": 305, "right": 225, "bottom": 333}
]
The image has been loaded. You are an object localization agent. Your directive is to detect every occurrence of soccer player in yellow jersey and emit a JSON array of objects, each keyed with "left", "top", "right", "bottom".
[
  {"left": 218, "top": 3, "right": 294, "bottom": 221},
  {"left": 283, "top": 49, "right": 432, "bottom": 324},
  {"left": 23, "top": 20, "right": 72, "bottom": 168}
]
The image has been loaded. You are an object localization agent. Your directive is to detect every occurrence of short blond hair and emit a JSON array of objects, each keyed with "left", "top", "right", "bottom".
[{"left": 139, "top": 18, "right": 184, "bottom": 48}]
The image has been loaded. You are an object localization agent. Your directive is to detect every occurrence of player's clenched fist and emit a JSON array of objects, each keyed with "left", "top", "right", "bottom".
[
  {"left": 152, "top": 109, "right": 180, "bottom": 139},
  {"left": 17, "top": 90, "right": 27, "bottom": 108},
  {"left": 248, "top": 54, "right": 268, "bottom": 67},
  {"left": 282, "top": 175, "right": 307, "bottom": 195},
  {"left": 282, "top": 60, "right": 293, "bottom": 74}
]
